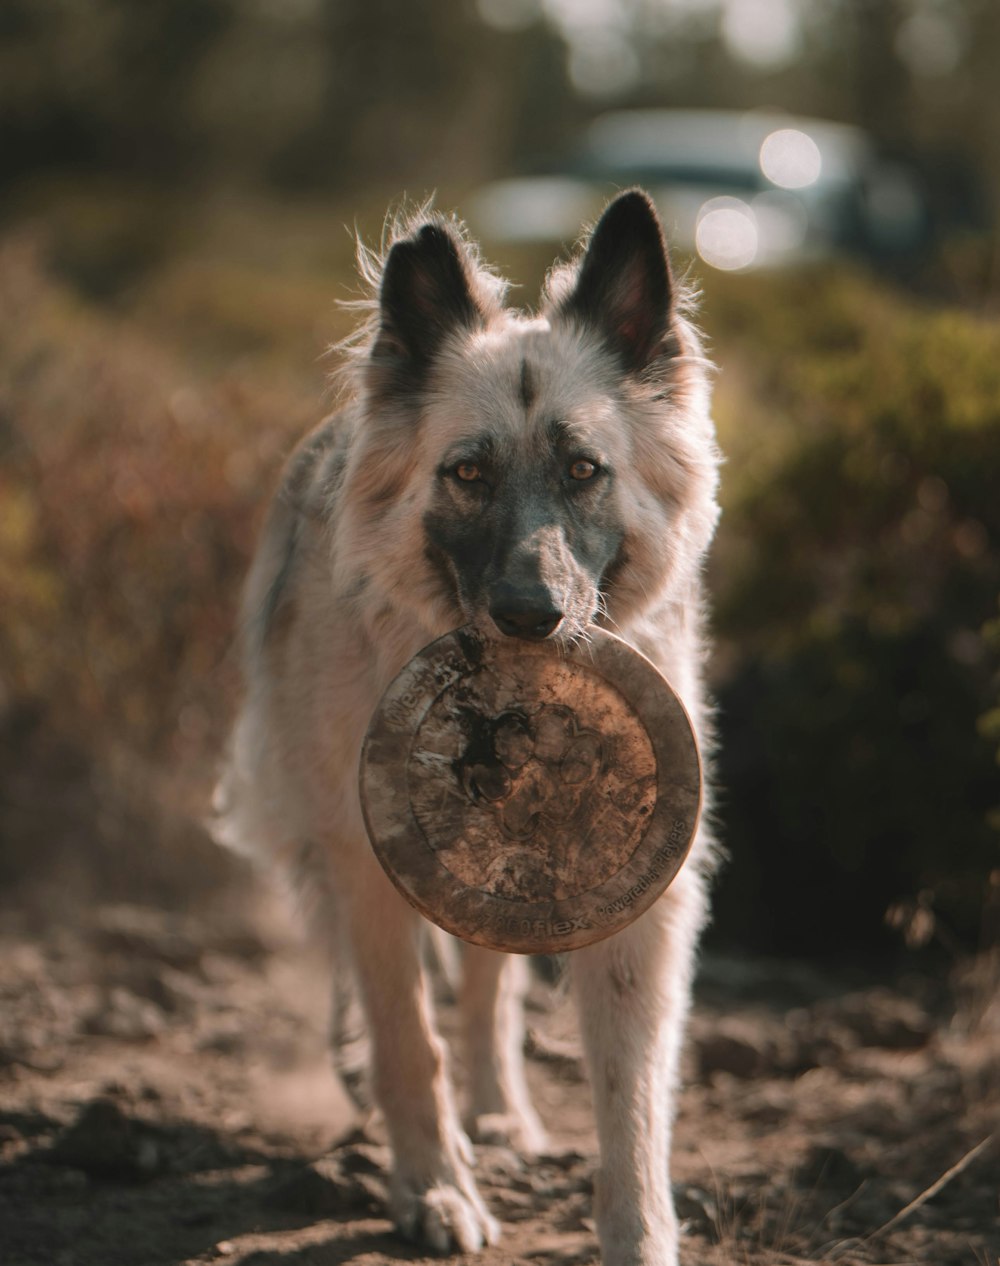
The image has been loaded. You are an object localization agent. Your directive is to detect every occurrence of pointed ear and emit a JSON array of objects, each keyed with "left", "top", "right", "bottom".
[
  {"left": 558, "top": 190, "right": 675, "bottom": 374},
  {"left": 373, "top": 222, "right": 483, "bottom": 385}
]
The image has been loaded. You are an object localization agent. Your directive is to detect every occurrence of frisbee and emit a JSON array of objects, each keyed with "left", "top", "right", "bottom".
[{"left": 359, "top": 625, "right": 701, "bottom": 954}]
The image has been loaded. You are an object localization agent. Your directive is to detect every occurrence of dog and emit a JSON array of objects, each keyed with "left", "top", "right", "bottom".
[{"left": 213, "top": 189, "right": 721, "bottom": 1266}]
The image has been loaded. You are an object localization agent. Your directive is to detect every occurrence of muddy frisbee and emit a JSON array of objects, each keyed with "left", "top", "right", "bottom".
[{"left": 359, "top": 625, "right": 701, "bottom": 954}]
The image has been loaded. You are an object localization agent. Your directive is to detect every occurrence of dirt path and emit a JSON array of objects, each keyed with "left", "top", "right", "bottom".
[{"left": 0, "top": 889, "right": 997, "bottom": 1266}]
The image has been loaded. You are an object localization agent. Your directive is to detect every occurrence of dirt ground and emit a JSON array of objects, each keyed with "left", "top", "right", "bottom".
[{"left": 0, "top": 806, "right": 998, "bottom": 1266}]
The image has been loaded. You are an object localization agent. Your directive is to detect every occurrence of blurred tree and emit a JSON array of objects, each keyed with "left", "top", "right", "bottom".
[
  {"left": 259, "top": 0, "right": 521, "bottom": 191},
  {"left": 0, "top": 0, "right": 565, "bottom": 199},
  {"left": 3, "top": 0, "right": 997, "bottom": 228},
  {"left": 0, "top": 0, "right": 235, "bottom": 182}
]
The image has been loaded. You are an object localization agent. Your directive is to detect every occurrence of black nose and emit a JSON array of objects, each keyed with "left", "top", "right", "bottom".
[{"left": 490, "top": 604, "right": 563, "bottom": 641}]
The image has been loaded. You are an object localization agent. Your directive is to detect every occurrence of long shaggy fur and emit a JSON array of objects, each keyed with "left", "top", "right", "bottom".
[{"left": 213, "top": 190, "right": 722, "bottom": 1266}]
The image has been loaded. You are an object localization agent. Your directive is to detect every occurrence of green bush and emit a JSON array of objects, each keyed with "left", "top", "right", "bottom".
[{"left": 704, "top": 268, "right": 1000, "bottom": 957}]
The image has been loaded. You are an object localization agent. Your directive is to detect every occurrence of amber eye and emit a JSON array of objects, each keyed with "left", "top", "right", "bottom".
[
  {"left": 569, "top": 459, "right": 597, "bottom": 481},
  {"left": 455, "top": 462, "right": 480, "bottom": 482}
]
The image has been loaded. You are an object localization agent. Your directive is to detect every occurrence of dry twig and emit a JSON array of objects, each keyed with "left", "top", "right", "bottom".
[
  {"left": 867, "top": 1134, "right": 994, "bottom": 1241},
  {"left": 829, "top": 1134, "right": 995, "bottom": 1261}
]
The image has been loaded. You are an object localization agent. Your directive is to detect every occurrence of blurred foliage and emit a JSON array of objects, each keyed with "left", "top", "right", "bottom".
[
  {"left": 0, "top": 238, "right": 323, "bottom": 766},
  {"left": 703, "top": 267, "right": 1000, "bottom": 956},
  {"left": 1, "top": 209, "right": 997, "bottom": 958}
]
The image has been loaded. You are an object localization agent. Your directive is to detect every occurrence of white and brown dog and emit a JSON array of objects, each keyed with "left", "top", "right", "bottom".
[{"left": 214, "top": 189, "right": 721, "bottom": 1266}]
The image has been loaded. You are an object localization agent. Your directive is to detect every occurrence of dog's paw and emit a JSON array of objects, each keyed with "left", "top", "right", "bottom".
[
  {"left": 391, "top": 1173, "right": 500, "bottom": 1254},
  {"left": 469, "top": 1110, "right": 549, "bottom": 1157},
  {"left": 596, "top": 1209, "right": 679, "bottom": 1266},
  {"left": 601, "top": 1245, "right": 678, "bottom": 1266}
]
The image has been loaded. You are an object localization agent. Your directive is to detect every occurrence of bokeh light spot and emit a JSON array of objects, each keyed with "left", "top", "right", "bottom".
[
  {"left": 895, "top": 8, "right": 966, "bottom": 77},
  {"left": 566, "top": 29, "right": 640, "bottom": 97},
  {"left": 476, "top": 0, "right": 541, "bottom": 32},
  {"left": 721, "top": 0, "right": 802, "bottom": 68},
  {"left": 695, "top": 197, "right": 758, "bottom": 271},
  {"left": 759, "top": 129, "right": 822, "bottom": 189}
]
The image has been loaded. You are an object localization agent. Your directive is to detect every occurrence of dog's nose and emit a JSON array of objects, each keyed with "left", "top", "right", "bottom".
[{"left": 490, "top": 602, "right": 563, "bottom": 641}]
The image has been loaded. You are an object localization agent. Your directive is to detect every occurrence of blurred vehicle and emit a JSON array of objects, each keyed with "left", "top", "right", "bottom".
[{"left": 466, "top": 109, "right": 926, "bottom": 271}]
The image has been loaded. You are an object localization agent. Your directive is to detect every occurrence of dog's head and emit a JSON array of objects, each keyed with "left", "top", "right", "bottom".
[{"left": 339, "top": 190, "right": 720, "bottom": 644}]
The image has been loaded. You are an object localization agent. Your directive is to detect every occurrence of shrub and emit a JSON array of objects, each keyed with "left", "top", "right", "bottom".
[
  {"left": 704, "top": 267, "right": 1000, "bottom": 957},
  {"left": 0, "top": 239, "right": 318, "bottom": 763}
]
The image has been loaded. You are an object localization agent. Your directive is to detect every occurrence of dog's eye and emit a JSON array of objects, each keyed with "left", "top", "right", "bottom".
[
  {"left": 455, "top": 462, "right": 481, "bottom": 482},
  {"left": 569, "top": 459, "right": 597, "bottom": 481}
]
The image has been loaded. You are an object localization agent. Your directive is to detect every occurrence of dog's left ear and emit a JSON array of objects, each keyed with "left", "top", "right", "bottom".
[{"left": 558, "top": 190, "right": 675, "bottom": 375}]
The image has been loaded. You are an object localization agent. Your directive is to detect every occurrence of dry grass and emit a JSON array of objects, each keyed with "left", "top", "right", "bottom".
[{"left": 0, "top": 235, "right": 325, "bottom": 763}]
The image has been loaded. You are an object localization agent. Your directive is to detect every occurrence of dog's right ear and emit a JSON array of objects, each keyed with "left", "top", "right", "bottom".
[{"left": 372, "top": 223, "right": 483, "bottom": 388}]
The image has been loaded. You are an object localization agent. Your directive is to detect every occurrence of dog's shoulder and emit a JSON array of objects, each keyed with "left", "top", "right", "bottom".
[
  {"left": 240, "top": 409, "right": 352, "bottom": 658},
  {"left": 278, "top": 410, "right": 353, "bottom": 520}
]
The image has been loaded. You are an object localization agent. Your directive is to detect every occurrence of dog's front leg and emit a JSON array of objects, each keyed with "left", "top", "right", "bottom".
[
  {"left": 571, "top": 868, "right": 707, "bottom": 1266},
  {"left": 345, "top": 850, "right": 500, "bottom": 1253}
]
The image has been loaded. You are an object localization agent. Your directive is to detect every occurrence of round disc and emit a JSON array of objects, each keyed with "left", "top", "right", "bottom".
[{"left": 359, "top": 625, "right": 701, "bottom": 954}]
